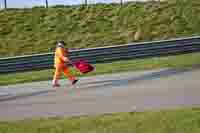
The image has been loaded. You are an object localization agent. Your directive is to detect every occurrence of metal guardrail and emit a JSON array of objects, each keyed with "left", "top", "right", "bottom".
[{"left": 1, "top": 36, "right": 200, "bottom": 74}]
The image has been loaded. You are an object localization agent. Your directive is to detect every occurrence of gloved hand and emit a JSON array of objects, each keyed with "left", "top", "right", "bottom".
[{"left": 63, "top": 57, "right": 70, "bottom": 62}]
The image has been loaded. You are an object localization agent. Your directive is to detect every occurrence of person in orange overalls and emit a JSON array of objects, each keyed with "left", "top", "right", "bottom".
[{"left": 52, "top": 41, "right": 78, "bottom": 87}]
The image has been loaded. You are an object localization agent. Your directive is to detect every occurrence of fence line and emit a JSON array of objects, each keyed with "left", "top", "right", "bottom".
[{"left": 1, "top": 0, "right": 162, "bottom": 9}]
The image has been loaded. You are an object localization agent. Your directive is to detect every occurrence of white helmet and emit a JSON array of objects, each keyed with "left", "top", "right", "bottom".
[{"left": 57, "top": 41, "right": 65, "bottom": 48}]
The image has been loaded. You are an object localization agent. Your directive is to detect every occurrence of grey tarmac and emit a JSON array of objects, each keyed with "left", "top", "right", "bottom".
[{"left": 0, "top": 68, "right": 200, "bottom": 121}]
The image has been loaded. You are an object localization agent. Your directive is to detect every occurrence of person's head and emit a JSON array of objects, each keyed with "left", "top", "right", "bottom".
[{"left": 57, "top": 40, "right": 66, "bottom": 48}]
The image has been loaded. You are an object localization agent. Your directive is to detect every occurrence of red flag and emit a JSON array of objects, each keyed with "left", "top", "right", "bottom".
[{"left": 73, "top": 60, "right": 94, "bottom": 74}]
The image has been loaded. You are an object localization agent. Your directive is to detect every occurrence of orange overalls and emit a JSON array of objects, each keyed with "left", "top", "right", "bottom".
[{"left": 53, "top": 46, "right": 76, "bottom": 85}]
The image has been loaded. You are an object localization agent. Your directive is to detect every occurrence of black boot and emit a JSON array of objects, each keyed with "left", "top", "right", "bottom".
[{"left": 72, "top": 79, "right": 78, "bottom": 85}]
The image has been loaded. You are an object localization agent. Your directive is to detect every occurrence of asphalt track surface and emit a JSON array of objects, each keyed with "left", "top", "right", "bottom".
[{"left": 0, "top": 68, "right": 200, "bottom": 121}]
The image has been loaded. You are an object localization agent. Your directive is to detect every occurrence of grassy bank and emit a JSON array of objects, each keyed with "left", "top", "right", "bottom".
[
  {"left": 0, "top": 108, "right": 200, "bottom": 133},
  {"left": 1, "top": 52, "right": 200, "bottom": 86},
  {"left": 0, "top": 0, "right": 200, "bottom": 57}
]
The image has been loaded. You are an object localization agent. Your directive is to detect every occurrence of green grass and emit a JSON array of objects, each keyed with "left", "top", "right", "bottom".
[
  {"left": 0, "top": 108, "right": 200, "bottom": 133},
  {"left": 1, "top": 52, "right": 200, "bottom": 86},
  {"left": 0, "top": 0, "right": 200, "bottom": 57}
]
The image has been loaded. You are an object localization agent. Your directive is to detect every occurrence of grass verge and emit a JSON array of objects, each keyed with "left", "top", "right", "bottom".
[
  {"left": 1, "top": 52, "right": 200, "bottom": 86},
  {"left": 0, "top": 108, "right": 200, "bottom": 133}
]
